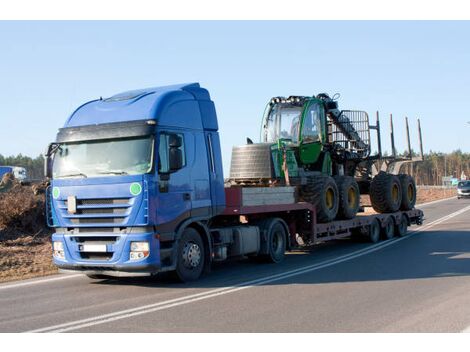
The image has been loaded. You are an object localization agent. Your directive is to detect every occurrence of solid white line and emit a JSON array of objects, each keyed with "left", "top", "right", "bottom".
[
  {"left": 0, "top": 274, "right": 83, "bottom": 291},
  {"left": 25, "top": 204, "right": 470, "bottom": 333}
]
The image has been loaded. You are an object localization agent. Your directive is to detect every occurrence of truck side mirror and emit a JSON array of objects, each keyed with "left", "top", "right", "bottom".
[
  {"left": 168, "top": 134, "right": 182, "bottom": 148},
  {"left": 44, "top": 143, "right": 54, "bottom": 178},
  {"left": 169, "top": 147, "right": 183, "bottom": 171}
]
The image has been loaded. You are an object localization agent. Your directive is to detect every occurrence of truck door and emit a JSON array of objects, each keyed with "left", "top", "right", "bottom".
[{"left": 155, "top": 131, "right": 193, "bottom": 230}]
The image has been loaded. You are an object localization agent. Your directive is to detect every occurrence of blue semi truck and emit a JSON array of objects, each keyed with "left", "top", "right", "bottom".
[{"left": 45, "top": 83, "right": 423, "bottom": 281}]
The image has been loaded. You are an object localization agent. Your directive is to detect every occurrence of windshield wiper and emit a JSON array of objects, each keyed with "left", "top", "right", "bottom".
[
  {"left": 59, "top": 172, "right": 88, "bottom": 178},
  {"left": 97, "top": 170, "right": 129, "bottom": 175}
]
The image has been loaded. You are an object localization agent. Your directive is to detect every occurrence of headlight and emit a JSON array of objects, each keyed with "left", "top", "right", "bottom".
[
  {"left": 130, "top": 241, "right": 150, "bottom": 260},
  {"left": 53, "top": 241, "right": 65, "bottom": 259}
]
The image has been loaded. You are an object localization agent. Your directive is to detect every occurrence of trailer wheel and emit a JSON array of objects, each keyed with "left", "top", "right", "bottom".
[
  {"left": 260, "top": 219, "right": 287, "bottom": 263},
  {"left": 300, "top": 175, "right": 339, "bottom": 223},
  {"left": 395, "top": 214, "right": 408, "bottom": 237},
  {"left": 398, "top": 174, "right": 417, "bottom": 210},
  {"left": 335, "top": 176, "right": 360, "bottom": 220},
  {"left": 368, "top": 219, "right": 381, "bottom": 243},
  {"left": 381, "top": 216, "right": 395, "bottom": 240},
  {"left": 370, "top": 172, "right": 402, "bottom": 213},
  {"left": 175, "top": 227, "right": 205, "bottom": 282}
]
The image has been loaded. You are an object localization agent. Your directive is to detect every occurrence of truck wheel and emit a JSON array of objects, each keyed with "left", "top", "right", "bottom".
[
  {"left": 381, "top": 216, "right": 395, "bottom": 240},
  {"left": 335, "top": 176, "right": 360, "bottom": 219},
  {"left": 300, "top": 175, "right": 339, "bottom": 223},
  {"left": 395, "top": 214, "right": 408, "bottom": 237},
  {"left": 369, "top": 172, "right": 402, "bottom": 213},
  {"left": 175, "top": 227, "right": 205, "bottom": 282},
  {"left": 368, "top": 219, "right": 381, "bottom": 243},
  {"left": 260, "top": 218, "right": 287, "bottom": 263},
  {"left": 398, "top": 174, "right": 417, "bottom": 210}
]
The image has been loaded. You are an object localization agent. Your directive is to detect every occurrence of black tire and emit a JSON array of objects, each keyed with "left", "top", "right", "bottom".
[
  {"left": 398, "top": 174, "right": 417, "bottom": 210},
  {"left": 395, "top": 214, "right": 408, "bottom": 237},
  {"left": 259, "top": 218, "right": 287, "bottom": 263},
  {"left": 369, "top": 172, "right": 402, "bottom": 213},
  {"left": 175, "top": 227, "right": 205, "bottom": 282},
  {"left": 335, "top": 176, "right": 360, "bottom": 220},
  {"left": 381, "top": 216, "right": 395, "bottom": 240},
  {"left": 300, "top": 175, "right": 339, "bottom": 223},
  {"left": 368, "top": 219, "right": 381, "bottom": 243}
]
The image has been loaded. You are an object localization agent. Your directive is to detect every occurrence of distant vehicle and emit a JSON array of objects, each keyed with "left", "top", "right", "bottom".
[
  {"left": 457, "top": 180, "right": 470, "bottom": 199},
  {"left": 0, "top": 166, "right": 28, "bottom": 181}
]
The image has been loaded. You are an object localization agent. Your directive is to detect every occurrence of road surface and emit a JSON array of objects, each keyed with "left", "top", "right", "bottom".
[{"left": 1, "top": 197, "right": 470, "bottom": 333}]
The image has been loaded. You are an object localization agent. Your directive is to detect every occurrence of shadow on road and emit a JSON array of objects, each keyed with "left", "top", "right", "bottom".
[{"left": 89, "top": 229, "right": 470, "bottom": 289}]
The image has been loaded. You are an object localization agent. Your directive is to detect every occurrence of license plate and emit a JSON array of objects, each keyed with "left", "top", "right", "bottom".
[{"left": 79, "top": 244, "right": 107, "bottom": 252}]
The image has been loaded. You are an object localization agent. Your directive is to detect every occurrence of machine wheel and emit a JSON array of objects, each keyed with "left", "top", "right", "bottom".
[
  {"left": 369, "top": 172, "right": 402, "bottom": 213},
  {"left": 398, "top": 174, "right": 417, "bottom": 210},
  {"left": 300, "top": 175, "right": 339, "bottom": 223},
  {"left": 175, "top": 227, "right": 205, "bottom": 282},
  {"left": 259, "top": 218, "right": 287, "bottom": 263},
  {"left": 395, "top": 214, "right": 409, "bottom": 237},
  {"left": 381, "top": 216, "right": 395, "bottom": 240},
  {"left": 368, "top": 219, "right": 381, "bottom": 243},
  {"left": 335, "top": 176, "right": 360, "bottom": 219}
]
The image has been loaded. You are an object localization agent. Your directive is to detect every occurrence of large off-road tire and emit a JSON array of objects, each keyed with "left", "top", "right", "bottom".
[
  {"left": 175, "top": 227, "right": 205, "bottom": 282},
  {"left": 300, "top": 175, "right": 339, "bottom": 223},
  {"left": 370, "top": 172, "right": 402, "bottom": 213},
  {"left": 398, "top": 174, "right": 417, "bottom": 210},
  {"left": 335, "top": 176, "right": 360, "bottom": 219}
]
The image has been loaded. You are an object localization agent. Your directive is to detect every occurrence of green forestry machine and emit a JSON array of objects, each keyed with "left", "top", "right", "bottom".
[{"left": 229, "top": 93, "right": 424, "bottom": 222}]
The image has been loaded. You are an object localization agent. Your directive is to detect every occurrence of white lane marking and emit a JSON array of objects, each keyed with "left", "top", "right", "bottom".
[
  {"left": 0, "top": 274, "right": 83, "bottom": 291},
  {"left": 417, "top": 196, "right": 457, "bottom": 207},
  {"left": 26, "top": 204, "right": 470, "bottom": 333}
]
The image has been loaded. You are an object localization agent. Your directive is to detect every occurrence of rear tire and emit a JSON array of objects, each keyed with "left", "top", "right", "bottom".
[
  {"left": 335, "top": 176, "right": 360, "bottom": 220},
  {"left": 395, "top": 214, "right": 408, "bottom": 237},
  {"left": 368, "top": 219, "right": 381, "bottom": 243},
  {"left": 398, "top": 174, "right": 417, "bottom": 210},
  {"left": 370, "top": 172, "right": 402, "bottom": 213},
  {"left": 381, "top": 216, "right": 395, "bottom": 240},
  {"left": 259, "top": 218, "right": 287, "bottom": 263},
  {"left": 175, "top": 227, "right": 205, "bottom": 282},
  {"left": 300, "top": 175, "right": 339, "bottom": 223}
]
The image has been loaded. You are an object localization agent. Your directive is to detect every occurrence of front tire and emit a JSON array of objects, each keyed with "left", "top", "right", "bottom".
[
  {"left": 300, "top": 175, "right": 339, "bottom": 223},
  {"left": 175, "top": 227, "right": 205, "bottom": 282}
]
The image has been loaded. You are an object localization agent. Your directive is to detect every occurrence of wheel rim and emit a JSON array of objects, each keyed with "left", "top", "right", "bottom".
[
  {"left": 407, "top": 184, "right": 414, "bottom": 201},
  {"left": 348, "top": 186, "right": 356, "bottom": 208},
  {"left": 326, "top": 188, "right": 335, "bottom": 210},
  {"left": 182, "top": 241, "right": 201, "bottom": 269},
  {"left": 392, "top": 184, "right": 399, "bottom": 203}
]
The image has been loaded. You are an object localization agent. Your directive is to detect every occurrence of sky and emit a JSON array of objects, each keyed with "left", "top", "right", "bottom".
[{"left": 0, "top": 21, "right": 469, "bottom": 174}]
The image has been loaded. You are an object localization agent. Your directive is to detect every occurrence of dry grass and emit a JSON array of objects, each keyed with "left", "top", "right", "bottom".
[{"left": 0, "top": 182, "right": 56, "bottom": 283}]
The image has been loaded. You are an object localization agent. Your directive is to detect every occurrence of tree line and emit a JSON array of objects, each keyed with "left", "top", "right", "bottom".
[{"left": 1, "top": 150, "right": 470, "bottom": 185}]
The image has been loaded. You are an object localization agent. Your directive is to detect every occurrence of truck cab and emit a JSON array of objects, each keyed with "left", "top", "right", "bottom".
[{"left": 46, "top": 83, "right": 225, "bottom": 280}]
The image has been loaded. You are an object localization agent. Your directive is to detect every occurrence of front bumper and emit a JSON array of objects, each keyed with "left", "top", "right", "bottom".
[
  {"left": 52, "top": 231, "right": 162, "bottom": 275},
  {"left": 457, "top": 190, "right": 470, "bottom": 198}
]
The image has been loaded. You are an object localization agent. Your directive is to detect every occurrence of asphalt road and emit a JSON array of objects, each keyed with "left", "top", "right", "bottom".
[{"left": 2, "top": 197, "right": 470, "bottom": 333}]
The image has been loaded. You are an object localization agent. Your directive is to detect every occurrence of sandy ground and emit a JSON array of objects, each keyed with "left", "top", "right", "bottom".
[{"left": 0, "top": 187, "right": 457, "bottom": 284}]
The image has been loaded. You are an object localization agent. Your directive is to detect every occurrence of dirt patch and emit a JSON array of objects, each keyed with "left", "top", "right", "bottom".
[{"left": 0, "top": 181, "right": 56, "bottom": 283}]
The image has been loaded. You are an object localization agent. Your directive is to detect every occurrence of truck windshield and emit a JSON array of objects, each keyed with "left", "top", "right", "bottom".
[
  {"left": 264, "top": 104, "right": 303, "bottom": 143},
  {"left": 53, "top": 136, "right": 154, "bottom": 179}
]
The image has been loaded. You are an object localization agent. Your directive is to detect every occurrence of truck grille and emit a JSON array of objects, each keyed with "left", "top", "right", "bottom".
[{"left": 59, "top": 197, "right": 133, "bottom": 227}]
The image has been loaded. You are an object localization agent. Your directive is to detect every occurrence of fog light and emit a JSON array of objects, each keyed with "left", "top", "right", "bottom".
[
  {"left": 130, "top": 241, "right": 149, "bottom": 260},
  {"left": 53, "top": 241, "right": 65, "bottom": 259}
]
